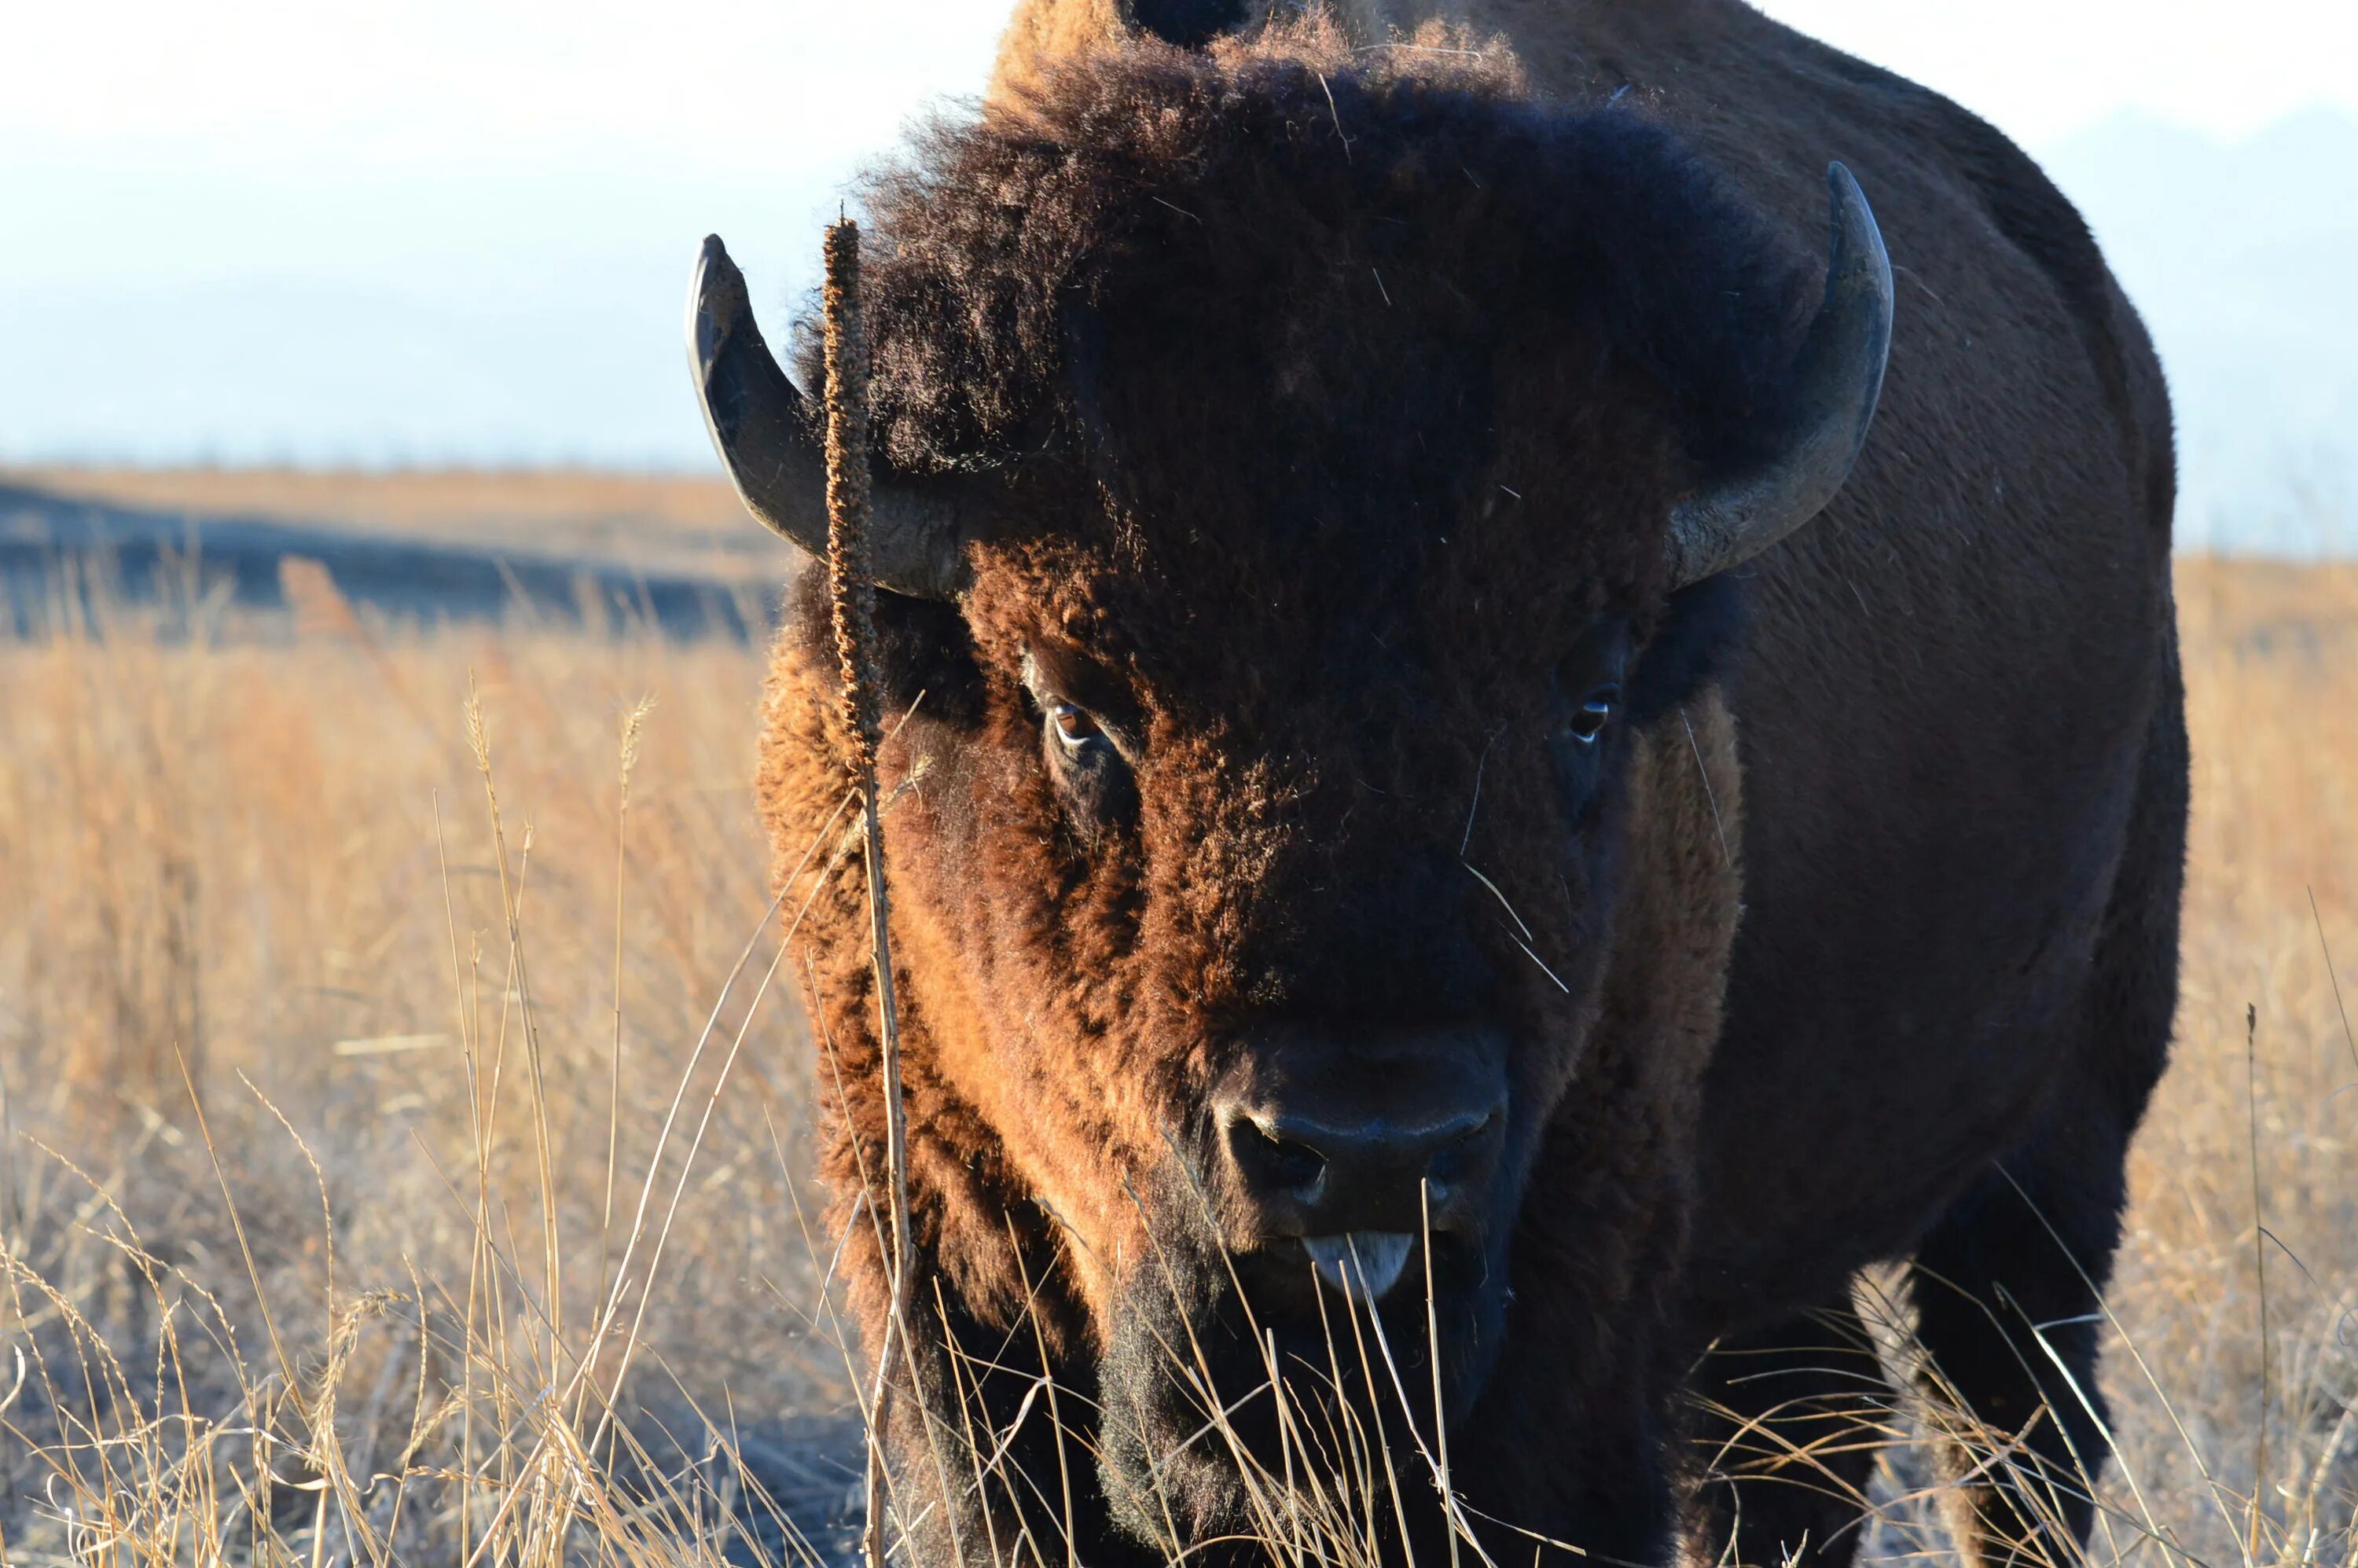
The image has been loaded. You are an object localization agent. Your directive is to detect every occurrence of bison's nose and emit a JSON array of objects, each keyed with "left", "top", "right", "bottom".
[
  {"left": 1211, "top": 1028, "right": 1508, "bottom": 1263},
  {"left": 1223, "top": 1102, "right": 1501, "bottom": 1222}
]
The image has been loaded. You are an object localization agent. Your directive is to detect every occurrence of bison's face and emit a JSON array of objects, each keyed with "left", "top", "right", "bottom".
[
  {"left": 714, "top": 39, "right": 1885, "bottom": 1549},
  {"left": 810, "top": 391, "right": 1717, "bottom": 1535}
]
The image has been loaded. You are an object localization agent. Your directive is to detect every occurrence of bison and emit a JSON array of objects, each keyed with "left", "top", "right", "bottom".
[{"left": 686, "top": 9, "right": 2184, "bottom": 1568}]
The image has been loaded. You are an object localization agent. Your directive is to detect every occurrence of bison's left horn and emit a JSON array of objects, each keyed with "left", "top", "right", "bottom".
[
  {"left": 687, "top": 234, "right": 971, "bottom": 599},
  {"left": 1663, "top": 163, "right": 1893, "bottom": 589}
]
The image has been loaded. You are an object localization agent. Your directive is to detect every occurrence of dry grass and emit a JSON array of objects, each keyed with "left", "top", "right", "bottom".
[
  {"left": 2094, "top": 560, "right": 2358, "bottom": 1566},
  {"left": 0, "top": 532, "right": 2349, "bottom": 1568},
  {"left": 0, "top": 564, "right": 861, "bottom": 1566}
]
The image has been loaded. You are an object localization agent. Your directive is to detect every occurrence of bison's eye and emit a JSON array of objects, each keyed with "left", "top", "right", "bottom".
[
  {"left": 1564, "top": 686, "right": 1621, "bottom": 746},
  {"left": 1022, "top": 652, "right": 1137, "bottom": 833},
  {"left": 1035, "top": 693, "right": 1135, "bottom": 835},
  {"left": 1050, "top": 703, "right": 1105, "bottom": 755}
]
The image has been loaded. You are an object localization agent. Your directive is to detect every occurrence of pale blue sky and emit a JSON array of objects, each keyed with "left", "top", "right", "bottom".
[
  {"left": 9, "top": 1, "right": 2353, "bottom": 173},
  {"left": 5, "top": 1, "right": 2356, "bottom": 550}
]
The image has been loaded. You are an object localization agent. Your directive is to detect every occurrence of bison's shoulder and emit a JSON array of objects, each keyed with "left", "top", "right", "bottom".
[
  {"left": 1915, "top": 101, "right": 2177, "bottom": 536},
  {"left": 1736, "top": 22, "right": 2176, "bottom": 539}
]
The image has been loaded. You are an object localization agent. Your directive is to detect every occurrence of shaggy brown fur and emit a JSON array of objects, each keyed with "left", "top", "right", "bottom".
[{"left": 755, "top": 11, "right": 2183, "bottom": 1568}]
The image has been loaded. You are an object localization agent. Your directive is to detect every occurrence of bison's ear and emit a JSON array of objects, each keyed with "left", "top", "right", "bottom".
[
  {"left": 685, "top": 234, "right": 973, "bottom": 600},
  {"left": 1662, "top": 163, "right": 1893, "bottom": 589}
]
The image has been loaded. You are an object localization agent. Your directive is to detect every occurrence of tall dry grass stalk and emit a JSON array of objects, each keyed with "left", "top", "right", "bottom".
[
  {"left": 0, "top": 547, "right": 2348, "bottom": 1568},
  {"left": 814, "top": 215, "right": 923, "bottom": 1568}
]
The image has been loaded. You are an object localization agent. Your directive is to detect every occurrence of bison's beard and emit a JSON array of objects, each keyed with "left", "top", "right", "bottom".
[{"left": 1091, "top": 1195, "right": 1511, "bottom": 1559}]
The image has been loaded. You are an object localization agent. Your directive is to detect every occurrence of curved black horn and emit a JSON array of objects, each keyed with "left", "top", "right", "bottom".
[
  {"left": 1663, "top": 163, "right": 1893, "bottom": 589},
  {"left": 687, "top": 234, "right": 969, "bottom": 599}
]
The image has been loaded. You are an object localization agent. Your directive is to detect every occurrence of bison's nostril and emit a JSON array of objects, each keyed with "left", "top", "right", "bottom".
[
  {"left": 1213, "top": 1031, "right": 1508, "bottom": 1238},
  {"left": 1423, "top": 1114, "right": 1496, "bottom": 1196}
]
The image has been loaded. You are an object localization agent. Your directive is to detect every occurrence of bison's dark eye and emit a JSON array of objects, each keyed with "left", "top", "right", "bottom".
[
  {"left": 1050, "top": 703, "right": 1104, "bottom": 755},
  {"left": 1023, "top": 654, "right": 1138, "bottom": 835},
  {"left": 1549, "top": 639, "right": 1627, "bottom": 822},
  {"left": 1565, "top": 687, "right": 1621, "bottom": 746}
]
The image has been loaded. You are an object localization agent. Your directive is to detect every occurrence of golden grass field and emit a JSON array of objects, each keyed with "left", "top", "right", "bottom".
[{"left": 0, "top": 469, "right": 2349, "bottom": 1568}]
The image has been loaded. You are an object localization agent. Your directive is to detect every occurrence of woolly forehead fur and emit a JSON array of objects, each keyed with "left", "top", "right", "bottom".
[{"left": 796, "top": 31, "right": 1814, "bottom": 645}]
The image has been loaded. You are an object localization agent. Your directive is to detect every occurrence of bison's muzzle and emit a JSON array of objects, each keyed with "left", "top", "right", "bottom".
[{"left": 1211, "top": 1026, "right": 1509, "bottom": 1301}]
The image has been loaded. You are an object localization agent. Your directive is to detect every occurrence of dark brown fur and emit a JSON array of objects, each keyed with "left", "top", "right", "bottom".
[{"left": 755, "top": 13, "right": 2183, "bottom": 1568}]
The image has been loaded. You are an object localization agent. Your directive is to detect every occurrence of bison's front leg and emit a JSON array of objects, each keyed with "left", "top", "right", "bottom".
[
  {"left": 844, "top": 1204, "right": 1156, "bottom": 1568},
  {"left": 867, "top": 1303, "right": 1122, "bottom": 1568},
  {"left": 1681, "top": 1296, "right": 1889, "bottom": 1568},
  {"left": 1451, "top": 1147, "right": 1694, "bottom": 1568},
  {"left": 1460, "top": 1368, "right": 1684, "bottom": 1567}
]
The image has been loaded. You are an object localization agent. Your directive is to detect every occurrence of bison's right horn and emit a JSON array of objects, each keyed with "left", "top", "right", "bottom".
[
  {"left": 1662, "top": 162, "right": 1893, "bottom": 589},
  {"left": 687, "top": 234, "right": 971, "bottom": 600}
]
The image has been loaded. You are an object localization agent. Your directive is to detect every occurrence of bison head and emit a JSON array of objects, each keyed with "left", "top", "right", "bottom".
[{"left": 697, "top": 39, "right": 1887, "bottom": 1554}]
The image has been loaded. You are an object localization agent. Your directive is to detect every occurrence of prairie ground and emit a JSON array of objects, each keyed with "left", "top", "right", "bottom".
[{"left": 0, "top": 469, "right": 2349, "bottom": 1568}]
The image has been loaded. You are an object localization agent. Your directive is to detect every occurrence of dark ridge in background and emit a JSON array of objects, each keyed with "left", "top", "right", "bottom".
[{"left": 0, "top": 479, "right": 777, "bottom": 641}]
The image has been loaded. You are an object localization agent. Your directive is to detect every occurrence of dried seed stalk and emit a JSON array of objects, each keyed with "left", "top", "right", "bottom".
[{"left": 824, "top": 217, "right": 920, "bottom": 1568}]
